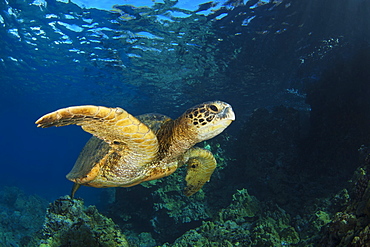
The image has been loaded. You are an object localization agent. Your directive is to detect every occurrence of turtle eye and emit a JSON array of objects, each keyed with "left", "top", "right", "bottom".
[{"left": 209, "top": 104, "right": 219, "bottom": 112}]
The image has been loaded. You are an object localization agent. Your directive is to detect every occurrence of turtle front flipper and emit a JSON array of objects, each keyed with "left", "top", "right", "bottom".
[
  {"left": 36, "top": 106, "right": 159, "bottom": 191},
  {"left": 182, "top": 147, "right": 217, "bottom": 196},
  {"left": 36, "top": 105, "right": 158, "bottom": 166}
]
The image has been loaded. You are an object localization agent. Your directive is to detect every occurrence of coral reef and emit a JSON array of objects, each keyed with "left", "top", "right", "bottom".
[
  {"left": 161, "top": 189, "right": 300, "bottom": 247},
  {"left": 319, "top": 146, "right": 370, "bottom": 246},
  {"left": 4, "top": 140, "right": 367, "bottom": 247},
  {"left": 39, "top": 195, "right": 129, "bottom": 247},
  {"left": 0, "top": 186, "right": 48, "bottom": 247},
  {"left": 152, "top": 180, "right": 210, "bottom": 224}
]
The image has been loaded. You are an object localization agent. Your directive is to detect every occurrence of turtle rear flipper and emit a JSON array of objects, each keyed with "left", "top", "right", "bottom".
[{"left": 183, "top": 147, "right": 217, "bottom": 196}]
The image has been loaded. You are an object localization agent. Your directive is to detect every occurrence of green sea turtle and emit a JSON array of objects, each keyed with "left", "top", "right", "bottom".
[{"left": 35, "top": 101, "right": 235, "bottom": 197}]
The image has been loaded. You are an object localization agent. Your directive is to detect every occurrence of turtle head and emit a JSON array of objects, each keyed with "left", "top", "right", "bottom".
[{"left": 183, "top": 101, "right": 235, "bottom": 142}]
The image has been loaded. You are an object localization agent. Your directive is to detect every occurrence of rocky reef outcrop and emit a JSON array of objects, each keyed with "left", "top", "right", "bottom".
[
  {"left": 0, "top": 186, "right": 48, "bottom": 247},
  {"left": 39, "top": 195, "right": 129, "bottom": 247},
  {"left": 319, "top": 146, "right": 370, "bottom": 246},
  {"left": 161, "top": 188, "right": 300, "bottom": 247}
]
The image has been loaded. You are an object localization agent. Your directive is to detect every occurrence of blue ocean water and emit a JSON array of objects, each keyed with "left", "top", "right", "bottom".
[{"left": 1, "top": 0, "right": 370, "bottom": 245}]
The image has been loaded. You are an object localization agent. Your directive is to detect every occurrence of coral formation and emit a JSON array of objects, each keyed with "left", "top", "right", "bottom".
[
  {"left": 4, "top": 137, "right": 369, "bottom": 246},
  {"left": 39, "top": 195, "right": 129, "bottom": 247},
  {"left": 0, "top": 186, "right": 48, "bottom": 247},
  {"left": 319, "top": 146, "right": 370, "bottom": 246},
  {"left": 161, "top": 189, "right": 300, "bottom": 247}
]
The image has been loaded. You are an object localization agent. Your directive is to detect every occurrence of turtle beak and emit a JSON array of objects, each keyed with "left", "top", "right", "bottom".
[{"left": 221, "top": 104, "right": 235, "bottom": 121}]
